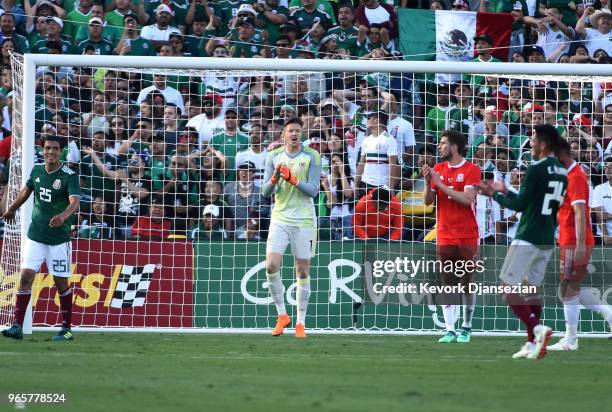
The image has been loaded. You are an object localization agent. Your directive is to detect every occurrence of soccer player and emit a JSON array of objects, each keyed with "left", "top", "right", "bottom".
[
  {"left": 262, "top": 118, "right": 321, "bottom": 338},
  {"left": 2, "top": 135, "right": 80, "bottom": 341},
  {"left": 423, "top": 130, "right": 481, "bottom": 344},
  {"left": 478, "top": 125, "right": 567, "bottom": 359},
  {"left": 548, "top": 139, "right": 612, "bottom": 350}
]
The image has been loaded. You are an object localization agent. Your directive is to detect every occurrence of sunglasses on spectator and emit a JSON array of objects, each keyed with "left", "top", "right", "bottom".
[
  {"left": 225, "top": 115, "right": 238, "bottom": 119},
  {"left": 125, "top": 18, "right": 137, "bottom": 24},
  {"left": 203, "top": 101, "right": 214, "bottom": 106},
  {"left": 276, "top": 42, "right": 290, "bottom": 47}
]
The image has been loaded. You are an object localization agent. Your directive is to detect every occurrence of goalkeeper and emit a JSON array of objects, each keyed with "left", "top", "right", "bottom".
[{"left": 262, "top": 118, "right": 321, "bottom": 339}]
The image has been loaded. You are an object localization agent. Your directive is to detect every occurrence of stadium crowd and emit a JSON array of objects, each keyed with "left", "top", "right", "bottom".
[{"left": 0, "top": 0, "right": 611, "bottom": 243}]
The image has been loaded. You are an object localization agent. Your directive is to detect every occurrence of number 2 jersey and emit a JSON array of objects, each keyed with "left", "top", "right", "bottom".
[
  {"left": 494, "top": 155, "right": 567, "bottom": 246},
  {"left": 26, "top": 163, "right": 81, "bottom": 245}
]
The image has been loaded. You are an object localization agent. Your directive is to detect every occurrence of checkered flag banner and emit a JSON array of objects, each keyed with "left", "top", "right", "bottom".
[{"left": 110, "top": 264, "right": 157, "bottom": 309}]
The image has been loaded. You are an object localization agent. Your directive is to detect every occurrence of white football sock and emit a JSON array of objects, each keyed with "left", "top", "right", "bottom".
[
  {"left": 579, "top": 288, "right": 612, "bottom": 321},
  {"left": 461, "top": 293, "right": 477, "bottom": 329},
  {"left": 563, "top": 295, "right": 580, "bottom": 343},
  {"left": 442, "top": 305, "right": 457, "bottom": 333},
  {"left": 266, "top": 271, "right": 286, "bottom": 316},
  {"left": 296, "top": 276, "right": 310, "bottom": 325}
]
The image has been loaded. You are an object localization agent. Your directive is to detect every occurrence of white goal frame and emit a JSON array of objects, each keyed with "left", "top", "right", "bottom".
[{"left": 17, "top": 54, "right": 609, "bottom": 336}]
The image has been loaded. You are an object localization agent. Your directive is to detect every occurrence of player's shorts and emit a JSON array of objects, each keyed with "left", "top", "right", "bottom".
[
  {"left": 559, "top": 245, "right": 593, "bottom": 283},
  {"left": 267, "top": 220, "right": 317, "bottom": 260},
  {"left": 437, "top": 239, "right": 479, "bottom": 286},
  {"left": 499, "top": 239, "right": 553, "bottom": 287},
  {"left": 22, "top": 238, "right": 72, "bottom": 278}
]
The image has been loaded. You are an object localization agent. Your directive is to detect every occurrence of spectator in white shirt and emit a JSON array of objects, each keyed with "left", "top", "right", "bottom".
[
  {"left": 523, "top": 6, "right": 575, "bottom": 62},
  {"left": 186, "top": 93, "right": 226, "bottom": 148},
  {"left": 140, "top": 4, "right": 181, "bottom": 51},
  {"left": 592, "top": 160, "right": 612, "bottom": 245},
  {"left": 576, "top": 8, "right": 612, "bottom": 58},
  {"left": 136, "top": 73, "right": 185, "bottom": 115},
  {"left": 354, "top": 111, "right": 400, "bottom": 197},
  {"left": 235, "top": 123, "right": 268, "bottom": 186}
]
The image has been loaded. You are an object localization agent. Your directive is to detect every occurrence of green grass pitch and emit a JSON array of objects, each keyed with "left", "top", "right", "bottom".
[{"left": 1, "top": 333, "right": 610, "bottom": 412}]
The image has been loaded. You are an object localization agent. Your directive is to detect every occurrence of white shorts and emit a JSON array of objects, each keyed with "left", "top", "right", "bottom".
[
  {"left": 499, "top": 239, "right": 553, "bottom": 287},
  {"left": 267, "top": 220, "right": 317, "bottom": 260},
  {"left": 22, "top": 238, "right": 72, "bottom": 278}
]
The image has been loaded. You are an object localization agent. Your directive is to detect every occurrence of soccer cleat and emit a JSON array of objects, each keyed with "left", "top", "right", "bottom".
[
  {"left": 271, "top": 314, "right": 291, "bottom": 336},
  {"left": 438, "top": 331, "right": 457, "bottom": 343},
  {"left": 1, "top": 324, "right": 23, "bottom": 340},
  {"left": 512, "top": 342, "right": 536, "bottom": 359},
  {"left": 456, "top": 328, "right": 471, "bottom": 343},
  {"left": 52, "top": 328, "right": 74, "bottom": 341},
  {"left": 547, "top": 338, "right": 578, "bottom": 351},
  {"left": 295, "top": 323, "right": 306, "bottom": 339},
  {"left": 527, "top": 325, "right": 553, "bottom": 359}
]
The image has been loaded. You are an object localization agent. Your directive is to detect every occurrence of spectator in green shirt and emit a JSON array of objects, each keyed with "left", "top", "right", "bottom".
[
  {"left": 76, "top": 17, "right": 115, "bottom": 55},
  {"left": 211, "top": 107, "right": 250, "bottom": 181},
  {"left": 115, "top": 14, "right": 156, "bottom": 56},
  {"left": 63, "top": 0, "right": 92, "bottom": 41},
  {"left": 31, "top": 16, "right": 73, "bottom": 54},
  {"left": 327, "top": 4, "right": 359, "bottom": 56},
  {"left": 229, "top": 17, "right": 269, "bottom": 58},
  {"left": 253, "top": 0, "right": 289, "bottom": 45},
  {"left": 75, "top": 3, "right": 122, "bottom": 45}
]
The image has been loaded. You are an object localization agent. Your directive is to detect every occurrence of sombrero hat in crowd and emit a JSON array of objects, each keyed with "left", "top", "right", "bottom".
[{"left": 589, "top": 9, "right": 612, "bottom": 27}]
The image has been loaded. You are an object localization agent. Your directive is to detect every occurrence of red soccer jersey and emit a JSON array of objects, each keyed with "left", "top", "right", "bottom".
[
  {"left": 558, "top": 162, "right": 595, "bottom": 246},
  {"left": 432, "top": 159, "right": 480, "bottom": 243},
  {"left": 131, "top": 216, "right": 171, "bottom": 240}
]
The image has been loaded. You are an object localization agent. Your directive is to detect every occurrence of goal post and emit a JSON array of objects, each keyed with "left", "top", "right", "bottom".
[{"left": 2, "top": 53, "right": 612, "bottom": 336}]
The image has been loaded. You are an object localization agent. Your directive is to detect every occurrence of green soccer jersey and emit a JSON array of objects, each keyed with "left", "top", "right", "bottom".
[
  {"left": 425, "top": 106, "right": 449, "bottom": 140},
  {"left": 31, "top": 36, "right": 74, "bottom": 54},
  {"left": 121, "top": 36, "right": 157, "bottom": 56},
  {"left": 446, "top": 105, "right": 472, "bottom": 139},
  {"left": 259, "top": 5, "right": 290, "bottom": 44},
  {"left": 64, "top": 8, "right": 92, "bottom": 41},
  {"left": 80, "top": 153, "right": 119, "bottom": 201},
  {"left": 75, "top": 24, "right": 121, "bottom": 45},
  {"left": 217, "top": 0, "right": 248, "bottom": 36},
  {"left": 493, "top": 155, "right": 568, "bottom": 246},
  {"left": 76, "top": 38, "right": 115, "bottom": 55},
  {"left": 327, "top": 25, "right": 359, "bottom": 56},
  {"left": 26, "top": 163, "right": 80, "bottom": 245},
  {"left": 211, "top": 131, "right": 250, "bottom": 181},
  {"left": 264, "top": 146, "right": 321, "bottom": 227}
]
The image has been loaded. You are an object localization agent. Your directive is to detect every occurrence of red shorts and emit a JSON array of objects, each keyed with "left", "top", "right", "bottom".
[
  {"left": 437, "top": 238, "right": 480, "bottom": 261},
  {"left": 559, "top": 245, "right": 593, "bottom": 283},
  {"left": 437, "top": 239, "right": 480, "bottom": 286}
]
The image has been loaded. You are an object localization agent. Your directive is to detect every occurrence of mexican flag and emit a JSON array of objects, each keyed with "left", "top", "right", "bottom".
[{"left": 398, "top": 9, "right": 514, "bottom": 62}]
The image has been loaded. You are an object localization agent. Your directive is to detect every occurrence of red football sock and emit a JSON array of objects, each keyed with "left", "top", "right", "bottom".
[
  {"left": 529, "top": 304, "right": 542, "bottom": 322},
  {"left": 58, "top": 288, "right": 73, "bottom": 329},
  {"left": 504, "top": 293, "right": 538, "bottom": 342},
  {"left": 14, "top": 290, "right": 32, "bottom": 327}
]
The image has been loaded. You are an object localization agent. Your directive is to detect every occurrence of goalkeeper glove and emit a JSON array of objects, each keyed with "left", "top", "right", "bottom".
[
  {"left": 270, "top": 164, "right": 282, "bottom": 185},
  {"left": 280, "top": 165, "right": 299, "bottom": 186}
]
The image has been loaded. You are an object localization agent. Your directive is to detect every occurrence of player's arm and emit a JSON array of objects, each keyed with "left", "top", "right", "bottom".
[
  {"left": 422, "top": 165, "right": 436, "bottom": 206},
  {"left": 428, "top": 167, "right": 477, "bottom": 207},
  {"left": 1, "top": 185, "right": 34, "bottom": 223},
  {"left": 354, "top": 154, "right": 365, "bottom": 192},
  {"left": 261, "top": 153, "right": 280, "bottom": 197},
  {"left": 292, "top": 152, "right": 322, "bottom": 198},
  {"left": 50, "top": 195, "right": 81, "bottom": 228},
  {"left": 492, "top": 168, "right": 536, "bottom": 212},
  {"left": 573, "top": 201, "right": 587, "bottom": 256},
  {"left": 389, "top": 155, "right": 400, "bottom": 192}
]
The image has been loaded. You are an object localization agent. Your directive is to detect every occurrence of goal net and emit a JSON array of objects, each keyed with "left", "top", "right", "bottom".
[{"left": 1, "top": 54, "right": 611, "bottom": 335}]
